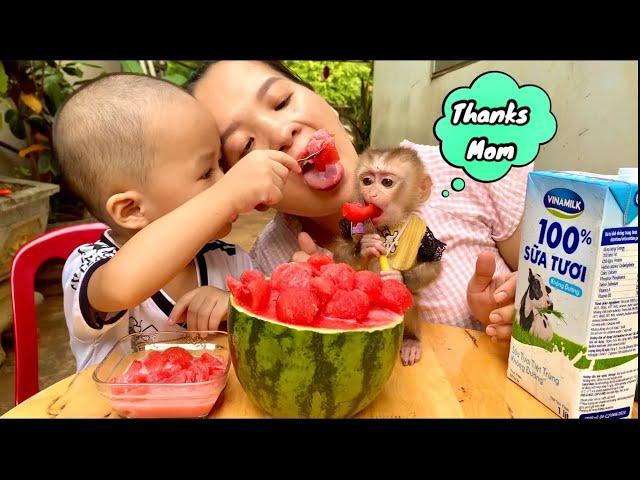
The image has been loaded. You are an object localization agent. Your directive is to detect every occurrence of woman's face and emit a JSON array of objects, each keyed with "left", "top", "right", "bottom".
[{"left": 193, "top": 61, "right": 359, "bottom": 218}]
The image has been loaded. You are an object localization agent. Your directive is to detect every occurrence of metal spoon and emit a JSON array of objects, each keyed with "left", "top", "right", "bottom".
[{"left": 297, "top": 146, "right": 325, "bottom": 167}]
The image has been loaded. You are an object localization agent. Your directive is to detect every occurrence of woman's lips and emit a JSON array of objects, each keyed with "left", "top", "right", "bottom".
[{"left": 302, "top": 163, "right": 344, "bottom": 191}]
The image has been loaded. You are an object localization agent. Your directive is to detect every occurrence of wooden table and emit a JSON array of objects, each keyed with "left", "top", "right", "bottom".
[{"left": 2, "top": 324, "right": 637, "bottom": 419}]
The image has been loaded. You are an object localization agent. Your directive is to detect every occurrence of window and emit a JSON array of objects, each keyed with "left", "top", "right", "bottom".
[{"left": 431, "top": 60, "right": 474, "bottom": 78}]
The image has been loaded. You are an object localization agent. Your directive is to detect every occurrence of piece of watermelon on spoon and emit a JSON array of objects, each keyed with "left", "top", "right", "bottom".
[{"left": 299, "top": 130, "right": 344, "bottom": 190}]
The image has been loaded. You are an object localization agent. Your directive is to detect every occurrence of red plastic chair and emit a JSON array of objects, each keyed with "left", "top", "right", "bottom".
[{"left": 10, "top": 222, "right": 108, "bottom": 405}]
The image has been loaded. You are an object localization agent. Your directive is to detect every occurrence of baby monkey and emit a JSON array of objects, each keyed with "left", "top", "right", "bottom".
[{"left": 332, "top": 147, "right": 446, "bottom": 366}]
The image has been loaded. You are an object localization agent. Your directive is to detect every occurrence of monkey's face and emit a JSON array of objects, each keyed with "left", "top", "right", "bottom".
[
  {"left": 358, "top": 165, "right": 409, "bottom": 228},
  {"left": 356, "top": 150, "right": 430, "bottom": 228}
]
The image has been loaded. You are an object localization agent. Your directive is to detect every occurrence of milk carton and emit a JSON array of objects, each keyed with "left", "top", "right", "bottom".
[{"left": 507, "top": 168, "right": 638, "bottom": 419}]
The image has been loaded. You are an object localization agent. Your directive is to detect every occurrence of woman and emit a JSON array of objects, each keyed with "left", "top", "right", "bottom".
[{"left": 189, "top": 60, "right": 527, "bottom": 347}]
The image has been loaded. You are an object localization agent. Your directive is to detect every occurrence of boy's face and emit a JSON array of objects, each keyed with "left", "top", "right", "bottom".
[{"left": 142, "top": 98, "right": 231, "bottom": 238}]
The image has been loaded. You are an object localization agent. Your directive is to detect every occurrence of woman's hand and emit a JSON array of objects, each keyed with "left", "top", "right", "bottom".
[
  {"left": 467, "top": 251, "right": 518, "bottom": 343},
  {"left": 291, "top": 232, "right": 332, "bottom": 263}
]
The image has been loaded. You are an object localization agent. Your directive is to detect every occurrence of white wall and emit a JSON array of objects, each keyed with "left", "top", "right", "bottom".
[{"left": 371, "top": 61, "right": 638, "bottom": 174}]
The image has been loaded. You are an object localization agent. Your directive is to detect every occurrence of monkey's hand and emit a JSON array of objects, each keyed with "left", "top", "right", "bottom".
[
  {"left": 359, "top": 233, "right": 386, "bottom": 260},
  {"left": 380, "top": 269, "right": 403, "bottom": 283},
  {"left": 401, "top": 261, "right": 441, "bottom": 294}
]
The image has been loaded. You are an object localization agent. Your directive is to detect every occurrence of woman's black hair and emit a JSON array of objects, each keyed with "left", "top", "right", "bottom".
[{"left": 186, "top": 60, "right": 313, "bottom": 93}]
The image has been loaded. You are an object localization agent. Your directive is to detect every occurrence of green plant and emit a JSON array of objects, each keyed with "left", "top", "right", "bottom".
[
  {"left": 120, "top": 60, "right": 203, "bottom": 86},
  {"left": 0, "top": 60, "right": 106, "bottom": 220},
  {"left": 284, "top": 61, "right": 373, "bottom": 153},
  {"left": 0, "top": 60, "right": 106, "bottom": 181}
]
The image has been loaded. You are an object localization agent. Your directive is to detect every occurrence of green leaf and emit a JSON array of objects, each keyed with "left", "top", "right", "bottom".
[
  {"left": 44, "top": 73, "right": 67, "bottom": 113},
  {"left": 163, "top": 73, "right": 188, "bottom": 86},
  {"left": 120, "top": 60, "right": 144, "bottom": 73},
  {"left": 49, "top": 158, "right": 61, "bottom": 176},
  {"left": 37, "top": 152, "right": 52, "bottom": 174},
  {"left": 26, "top": 116, "right": 50, "bottom": 135},
  {"left": 62, "top": 66, "right": 84, "bottom": 78},
  {"left": 15, "top": 166, "right": 32, "bottom": 178},
  {"left": 4, "top": 108, "right": 16, "bottom": 123},
  {"left": 9, "top": 115, "right": 26, "bottom": 140},
  {"left": 0, "top": 61, "right": 8, "bottom": 95}
]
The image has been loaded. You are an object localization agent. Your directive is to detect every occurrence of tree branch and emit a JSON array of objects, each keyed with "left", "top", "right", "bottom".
[{"left": 0, "top": 139, "right": 20, "bottom": 154}]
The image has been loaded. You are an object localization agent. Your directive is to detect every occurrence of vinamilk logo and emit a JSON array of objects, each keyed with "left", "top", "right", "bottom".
[{"left": 544, "top": 188, "right": 585, "bottom": 219}]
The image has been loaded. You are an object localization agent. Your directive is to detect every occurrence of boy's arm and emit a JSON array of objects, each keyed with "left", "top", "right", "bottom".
[{"left": 88, "top": 151, "right": 298, "bottom": 313}]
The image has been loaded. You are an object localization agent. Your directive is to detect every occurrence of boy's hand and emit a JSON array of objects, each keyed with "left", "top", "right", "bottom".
[
  {"left": 168, "top": 286, "right": 229, "bottom": 331},
  {"left": 360, "top": 233, "right": 386, "bottom": 259},
  {"left": 467, "top": 251, "right": 517, "bottom": 343},
  {"left": 221, "top": 150, "right": 300, "bottom": 215}
]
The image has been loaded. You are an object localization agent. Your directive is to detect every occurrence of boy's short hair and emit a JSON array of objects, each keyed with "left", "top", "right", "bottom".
[{"left": 53, "top": 72, "right": 190, "bottom": 224}]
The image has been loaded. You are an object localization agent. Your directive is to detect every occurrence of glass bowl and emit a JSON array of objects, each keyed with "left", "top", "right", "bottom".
[{"left": 92, "top": 331, "right": 229, "bottom": 418}]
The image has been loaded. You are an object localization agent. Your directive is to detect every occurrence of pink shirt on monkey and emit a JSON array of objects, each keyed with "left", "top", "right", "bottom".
[{"left": 249, "top": 141, "right": 532, "bottom": 330}]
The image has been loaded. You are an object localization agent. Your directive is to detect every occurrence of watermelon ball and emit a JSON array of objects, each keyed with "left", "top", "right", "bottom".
[
  {"left": 376, "top": 279, "right": 413, "bottom": 314},
  {"left": 304, "top": 129, "right": 334, "bottom": 156},
  {"left": 320, "top": 263, "right": 356, "bottom": 290},
  {"left": 342, "top": 202, "right": 383, "bottom": 223},
  {"left": 226, "top": 276, "right": 252, "bottom": 309},
  {"left": 276, "top": 288, "right": 318, "bottom": 326},
  {"left": 163, "top": 346, "right": 193, "bottom": 369},
  {"left": 271, "top": 262, "right": 314, "bottom": 291},
  {"left": 324, "top": 289, "right": 370, "bottom": 322},
  {"left": 302, "top": 130, "right": 340, "bottom": 172},
  {"left": 310, "top": 275, "right": 336, "bottom": 304},
  {"left": 354, "top": 270, "right": 384, "bottom": 300},
  {"left": 313, "top": 142, "right": 340, "bottom": 172},
  {"left": 307, "top": 253, "right": 334, "bottom": 272}
]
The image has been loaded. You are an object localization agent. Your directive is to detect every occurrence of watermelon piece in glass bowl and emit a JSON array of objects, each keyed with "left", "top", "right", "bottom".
[{"left": 92, "top": 331, "right": 230, "bottom": 418}]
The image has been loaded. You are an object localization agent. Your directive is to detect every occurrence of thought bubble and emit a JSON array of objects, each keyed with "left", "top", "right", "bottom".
[{"left": 434, "top": 71, "right": 557, "bottom": 192}]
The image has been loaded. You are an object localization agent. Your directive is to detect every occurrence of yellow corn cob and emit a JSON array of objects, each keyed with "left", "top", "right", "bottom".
[{"left": 387, "top": 214, "right": 427, "bottom": 271}]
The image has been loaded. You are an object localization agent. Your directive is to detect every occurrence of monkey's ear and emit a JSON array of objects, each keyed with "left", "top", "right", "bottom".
[{"left": 418, "top": 174, "right": 432, "bottom": 202}]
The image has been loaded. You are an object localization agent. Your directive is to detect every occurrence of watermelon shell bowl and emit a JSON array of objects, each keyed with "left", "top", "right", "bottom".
[
  {"left": 93, "top": 331, "right": 230, "bottom": 418},
  {"left": 226, "top": 256, "right": 412, "bottom": 418}
]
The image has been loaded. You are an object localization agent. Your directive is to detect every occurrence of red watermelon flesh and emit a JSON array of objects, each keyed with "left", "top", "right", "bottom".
[
  {"left": 271, "top": 262, "right": 314, "bottom": 291},
  {"left": 230, "top": 260, "right": 413, "bottom": 329},
  {"left": 226, "top": 276, "right": 252, "bottom": 309},
  {"left": 324, "top": 289, "right": 370, "bottom": 322},
  {"left": 354, "top": 270, "right": 384, "bottom": 300},
  {"left": 307, "top": 253, "right": 334, "bottom": 273},
  {"left": 111, "top": 347, "right": 226, "bottom": 386},
  {"left": 342, "top": 202, "right": 383, "bottom": 223},
  {"left": 301, "top": 130, "right": 340, "bottom": 172},
  {"left": 320, "top": 263, "right": 356, "bottom": 290},
  {"left": 375, "top": 279, "right": 414, "bottom": 314},
  {"left": 300, "top": 130, "right": 344, "bottom": 191}
]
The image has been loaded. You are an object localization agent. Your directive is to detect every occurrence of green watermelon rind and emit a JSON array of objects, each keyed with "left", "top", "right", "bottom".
[{"left": 228, "top": 297, "right": 404, "bottom": 418}]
